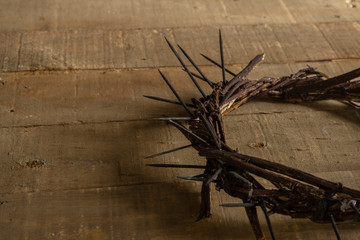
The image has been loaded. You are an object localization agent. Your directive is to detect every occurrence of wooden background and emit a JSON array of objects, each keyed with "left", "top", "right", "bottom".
[{"left": 0, "top": 0, "right": 359, "bottom": 239}]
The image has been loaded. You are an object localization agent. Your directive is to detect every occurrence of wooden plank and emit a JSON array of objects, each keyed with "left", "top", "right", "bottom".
[
  {"left": 1, "top": 61, "right": 358, "bottom": 238},
  {"left": 0, "top": 32, "right": 21, "bottom": 72},
  {"left": 0, "top": 184, "right": 209, "bottom": 240},
  {"left": 318, "top": 21, "right": 360, "bottom": 58},
  {"left": 0, "top": 98, "right": 358, "bottom": 194},
  {"left": 1, "top": 22, "right": 360, "bottom": 72},
  {"left": 0, "top": 183, "right": 359, "bottom": 240},
  {"left": 1, "top": 1, "right": 360, "bottom": 239},
  {"left": 1, "top": 0, "right": 360, "bottom": 33},
  {"left": 282, "top": 0, "right": 360, "bottom": 23},
  {"left": 8, "top": 113, "right": 360, "bottom": 186},
  {"left": 0, "top": 60, "right": 359, "bottom": 128},
  {"left": 0, "top": 119, "right": 203, "bottom": 194}
]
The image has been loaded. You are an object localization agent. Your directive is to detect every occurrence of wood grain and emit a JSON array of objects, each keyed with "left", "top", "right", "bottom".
[
  {"left": 0, "top": 0, "right": 360, "bottom": 239},
  {"left": 1, "top": 22, "right": 360, "bottom": 72}
]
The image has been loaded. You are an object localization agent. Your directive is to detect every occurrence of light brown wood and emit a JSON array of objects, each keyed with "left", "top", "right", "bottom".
[
  {"left": 1, "top": 0, "right": 360, "bottom": 33},
  {"left": 2, "top": 22, "right": 360, "bottom": 72},
  {"left": 0, "top": 0, "right": 359, "bottom": 239}
]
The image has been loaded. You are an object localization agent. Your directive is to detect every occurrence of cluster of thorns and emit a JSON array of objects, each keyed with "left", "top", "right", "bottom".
[{"left": 144, "top": 31, "right": 360, "bottom": 240}]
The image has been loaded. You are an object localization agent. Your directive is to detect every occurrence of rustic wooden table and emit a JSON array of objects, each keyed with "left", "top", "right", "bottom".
[{"left": 0, "top": 0, "right": 359, "bottom": 239}]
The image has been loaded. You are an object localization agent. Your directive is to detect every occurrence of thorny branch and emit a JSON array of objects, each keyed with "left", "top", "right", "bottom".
[{"left": 146, "top": 31, "right": 360, "bottom": 240}]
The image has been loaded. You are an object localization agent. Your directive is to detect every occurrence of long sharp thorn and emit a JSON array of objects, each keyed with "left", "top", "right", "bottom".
[
  {"left": 189, "top": 71, "right": 205, "bottom": 81},
  {"left": 248, "top": 187, "right": 254, "bottom": 201},
  {"left": 185, "top": 70, "right": 217, "bottom": 87},
  {"left": 330, "top": 215, "right": 342, "bottom": 240},
  {"left": 259, "top": 198, "right": 276, "bottom": 240},
  {"left": 198, "top": 113, "right": 221, "bottom": 149},
  {"left": 177, "top": 176, "right": 207, "bottom": 182},
  {"left": 193, "top": 173, "right": 206, "bottom": 178},
  {"left": 350, "top": 201, "right": 360, "bottom": 219},
  {"left": 228, "top": 171, "right": 251, "bottom": 187},
  {"left": 146, "top": 164, "right": 206, "bottom": 169},
  {"left": 181, "top": 68, "right": 207, "bottom": 81},
  {"left": 168, "top": 120, "right": 208, "bottom": 144},
  {"left": 143, "top": 95, "right": 196, "bottom": 108},
  {"left": 177, "top": 44, "right": 215, "bottom": 87},
  {"left": 206, "top": 167, "right": 222, "bottom": 186},
  {"left": 220, "top": 203, "right": 256, "bottom": 208},
  {"left": 200, "top": 53, "right": 236, "bottom": 76},
  {"left": 158, "top": 70, "right": 195, "bottom": 118},
  {"left": 164, "top": 37, "right": 206, "bottom": 98},
  {"left": 145, "top": 144, "right": 193, "bottom": 159},
  {"left": 219, "top": 29, "right": 226, "bottom": 84},
  {"left": 153, "top": 117, "right": 193, "bottom": 121}
]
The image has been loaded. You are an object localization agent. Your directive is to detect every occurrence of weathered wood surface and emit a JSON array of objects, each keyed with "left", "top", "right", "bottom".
[
  {"left": 1, "top": 0, "right": 360, "bottom": 33},
  {"left": 2, "top": 22, "right": 360, "bottom": 72},
  {"left": 0, "top": 0, "right": 359, "bottom": 239}
]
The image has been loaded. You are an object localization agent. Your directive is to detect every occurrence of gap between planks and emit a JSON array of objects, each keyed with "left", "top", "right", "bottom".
[{"left": 1, "top": 57, "right": 360, "bottom": 76}]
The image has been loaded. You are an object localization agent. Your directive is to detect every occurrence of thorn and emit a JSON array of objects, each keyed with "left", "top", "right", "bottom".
[
  {"left": 259, "top": 198, "right": 276, "bottom": 240},
  {"left": 177, "top": 44, "right": 215, "bottom": 87},
  {"left": 181, "top": 68, "right": 210, "bottom": 83},
  {"left": 198, "top": 113, "right": 221, "bottom": 149},
  {"left": 330, "top": 215, "right": 342, "bottom": 240},
  {"left": 158, "top": 70, "right": 195, "bottom": 118},
  {"left": 145, "top": 144, "right": 193, "bottom": 159},
  {"left": 219, "top": 29, "right": 226, "bottom": 84},
  {"left": 152, "top": 117, "right": 193, "bottom": 121},
  {"left": 187, "top": 70, "right": 205, "bottom": 81},
  {"left": 200, "top": 53, "right": 236, "bottom": 76},
  {"left": 168, "top": 120, "right": 208, "bottom": 144},
  {"left": 228, "top": 171, "right": 251, "bottom": 187},
  {"left": 143, "top": 95, "right": 196, "bottom": 108},
  {"left": 220, "top": 203, "right": 256, "bottom": 208},
  {"left": 248, "top": 187, "right": 254, "bottom": 201},
  {"left": 193, "top": 173, "right": 206, "bottom": 178},
  {"left": 164, "top": 37, "right": 206, "bottom": 98},
  {"left": 350, "top": 201, "right": 360, "bottom": 220},
  {"left": 206, "top": 167, "right": 222, "bottom": 186},
  {"left": 177, "top": 176, "right": 207, "bottom": 182},
  {"left": 146, "top": 163, "right": 206, "bottom": 169}
]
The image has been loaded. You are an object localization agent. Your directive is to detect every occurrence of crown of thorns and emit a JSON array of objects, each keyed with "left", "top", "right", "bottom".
[{"left": 144, "top": 30, "right": 360, "bottom": 240}]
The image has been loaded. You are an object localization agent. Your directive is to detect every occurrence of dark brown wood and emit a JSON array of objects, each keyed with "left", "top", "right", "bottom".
[
  {"left": 243, "top": 201, "right": 266, "bottom": 240},
  {"left": 199, "top": 149, "right": 326, "bottom": 197}
]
